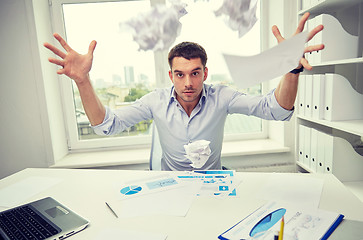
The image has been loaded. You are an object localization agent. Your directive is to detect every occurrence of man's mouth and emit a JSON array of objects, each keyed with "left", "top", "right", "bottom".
[{"left": 183, "top": 91, "right": 195, "bottom": 96}]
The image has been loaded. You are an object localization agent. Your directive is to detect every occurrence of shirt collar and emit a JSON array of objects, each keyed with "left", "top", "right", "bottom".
[{"left": 168, "top": 84, "right": 208, "bottom": 105}]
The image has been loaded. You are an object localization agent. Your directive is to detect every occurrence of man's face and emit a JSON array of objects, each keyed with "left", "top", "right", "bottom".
[{"left": 169, "top": 57, "right": 208, "bottom": 107}]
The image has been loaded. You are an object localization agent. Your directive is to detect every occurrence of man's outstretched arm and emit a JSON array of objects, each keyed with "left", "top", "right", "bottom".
[
  {"left": 274, "top": 12, "right": 325, "bottom": 110},
  {"left": 44, "top": 33, "right": 105, "bottom": 126}
]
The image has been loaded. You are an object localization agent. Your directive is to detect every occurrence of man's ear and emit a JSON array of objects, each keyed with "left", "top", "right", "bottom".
[
  {"left": 169, "top": 70, "right": 174, "bottom": 83},
  {"left": 203, "top": 67, "right": 208, "bottom": 81}
]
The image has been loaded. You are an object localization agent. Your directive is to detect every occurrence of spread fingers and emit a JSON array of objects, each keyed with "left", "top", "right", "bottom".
[
  {"left": 48, "top": 57, "right": 64, "bottom": 67},
  {"left": 53, "top": 33, "right": 73, "bottom": 52},
  {"left": 43, "top": 42, "right": 66, "bottom": 59}
]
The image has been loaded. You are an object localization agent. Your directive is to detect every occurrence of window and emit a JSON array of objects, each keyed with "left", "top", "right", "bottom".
[
  {"left": 172, "top": 0, "right": 264, "bottom": 140},
  {"left": 51, "top": 0, "right": 265, "bottom": 150}
]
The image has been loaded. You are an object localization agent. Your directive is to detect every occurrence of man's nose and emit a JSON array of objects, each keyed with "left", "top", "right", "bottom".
[{"left": 185, "top": 75, "right": 192, "bottom": 87}]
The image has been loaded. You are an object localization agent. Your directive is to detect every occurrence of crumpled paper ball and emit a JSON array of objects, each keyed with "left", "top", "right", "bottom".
[
  {"left": 121, "top": 0, "right": 187, "bottom": 51},
  {"left": 215, "top": 0, "right": 258, "bottom": 38},
  {"left": 184, "top": 140, "right": 211, "bottom": 168}
]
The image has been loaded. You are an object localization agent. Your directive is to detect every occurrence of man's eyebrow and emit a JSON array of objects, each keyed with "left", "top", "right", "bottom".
[
  {"left": 191, "top": 67, "right": 202, "bottom": 71},
  {"left": 173, "top": 67, "right": 202, "bottom": 73}
]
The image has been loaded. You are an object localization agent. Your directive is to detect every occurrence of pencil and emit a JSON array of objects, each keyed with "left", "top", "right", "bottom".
[
  {"left": 278, "top": 216, "right": 284, "bottom": 240},
  {"left": 105, "top": 202, "right": 118, "bottom": 218}
]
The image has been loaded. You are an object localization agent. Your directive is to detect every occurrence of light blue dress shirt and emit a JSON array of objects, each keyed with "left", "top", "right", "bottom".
[{"left": 93, "top": 84, "right": 293, "bottom": 171}]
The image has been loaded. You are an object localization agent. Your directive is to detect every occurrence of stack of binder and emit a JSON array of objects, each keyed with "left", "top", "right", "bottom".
[
  {"left": 298, "top": 73, "right": 363, "bottom": 121},
  {"left": 306, "top": 13, "right": 359, "bottom": 65},
  {"left": 298, "top": 125, "right": 363, "bottom": 180}
]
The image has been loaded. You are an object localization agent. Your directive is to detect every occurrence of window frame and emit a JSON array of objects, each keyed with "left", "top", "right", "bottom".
[{"left": 50, "top": 0, "right": 268, "bottom": 151}]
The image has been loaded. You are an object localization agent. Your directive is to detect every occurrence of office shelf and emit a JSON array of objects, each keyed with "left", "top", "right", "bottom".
[
  {"left": 298, "top": 0, "right": 363, "bottom": 15},
  {"left": 296, "top": 0, "right": 363, "bottom": 198},
  {"left": 297, "top": 115, "right": 363, "bottom": 137},
  {"left": 296, "top": 160, "right": 315, "bottom": 173},
  {"left": 312, "top": 57, "right": 363, "bottom": 67}
]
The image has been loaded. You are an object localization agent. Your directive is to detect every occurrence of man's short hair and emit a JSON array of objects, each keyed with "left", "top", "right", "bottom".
[{"left": 168, "top": 42, "right": 207, "bottom": 69}]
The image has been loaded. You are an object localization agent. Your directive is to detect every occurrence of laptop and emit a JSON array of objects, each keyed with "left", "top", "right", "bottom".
[{"left": 0, "top": 197, "right": 89, "bottom": 240}]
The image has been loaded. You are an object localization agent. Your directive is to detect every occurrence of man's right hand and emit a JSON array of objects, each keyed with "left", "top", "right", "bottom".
[
  {"left": 43, "top": 33, "right": 97, "bottom": 85},
  {"left": 44, "top": 33, "right": 106, "bottom": 126}
]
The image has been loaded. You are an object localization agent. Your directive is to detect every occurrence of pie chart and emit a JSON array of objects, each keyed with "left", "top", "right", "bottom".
[{"left": 120, "top": 185, "right": 142, "bottom": 195}]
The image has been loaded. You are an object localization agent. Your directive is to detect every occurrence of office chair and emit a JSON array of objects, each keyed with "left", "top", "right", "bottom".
[{"left": 149, "top": 123, "right": 162, "bottom": 170}]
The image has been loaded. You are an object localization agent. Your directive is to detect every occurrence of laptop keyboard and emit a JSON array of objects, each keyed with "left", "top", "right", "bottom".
[{"left": 0, "top": 205, "right": 60, "bottom": 240}]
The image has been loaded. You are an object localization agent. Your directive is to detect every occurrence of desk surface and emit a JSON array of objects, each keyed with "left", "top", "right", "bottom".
[{"left": 1, "top": 168, "right": 363, "bottom": 240}]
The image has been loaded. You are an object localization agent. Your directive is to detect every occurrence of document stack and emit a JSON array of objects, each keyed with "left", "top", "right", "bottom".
[
  {"left": 298, "top": 73, "right": 363, "bottom": 121},
  {"left": 306, "top": 13, "right": 359, "bottom": 65},
  {"left": 298, "top": 125, "right": 363, "bottom": 180}
]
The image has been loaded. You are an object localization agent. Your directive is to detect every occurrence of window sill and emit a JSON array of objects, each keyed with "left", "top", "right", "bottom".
[{"left": 50, "top": 139, "right": 290, "bottom": 169}]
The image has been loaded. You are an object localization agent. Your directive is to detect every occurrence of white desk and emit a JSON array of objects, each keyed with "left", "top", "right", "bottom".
[{"left": 1, "top": 168, "right": 363, "bottom": 239}]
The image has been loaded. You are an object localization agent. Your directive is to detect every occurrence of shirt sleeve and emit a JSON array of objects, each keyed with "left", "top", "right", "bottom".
[
  {"left": 227, "top": 88, "right": 294, "bottom": 121},
  {"left": 92, "top": 93, "right": 154, "bottom": 136}
]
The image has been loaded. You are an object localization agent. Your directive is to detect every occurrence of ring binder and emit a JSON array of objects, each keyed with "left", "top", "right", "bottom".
[
  {"left": 324, "top": 73, "right": 363, "bottom": 121},
  {"left": 312, "top": 74, "right": 325, "bottom": 120},
  {"left": 312, "top": 14, "right": 359, "bottom": 64}
]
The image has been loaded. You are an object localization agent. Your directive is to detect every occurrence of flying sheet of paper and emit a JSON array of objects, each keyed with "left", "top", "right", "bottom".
[
  {"left": 223, "top": 31, "right": 308, "bottom": 89},
  {"left": 256, "top": 174, "right": 324, "bottom": 209},
  {"left": 0, "top": 177, "right": 63, "bottom": 207},
  {"left": 184, "top": 140, "right": 211, "bottom": 168},
  {"left": 94, "top": 228, "right": 167, "bottom": 240},
  {"left": 121, "top": 0, "right": 187, "bottom": 51},
  {"left": 215, "top": 0, "right": 258, "bottom": 38}
]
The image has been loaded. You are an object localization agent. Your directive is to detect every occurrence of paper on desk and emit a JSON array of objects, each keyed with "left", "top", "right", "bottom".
[
  {"left": 256, "top": 174, "right": 324, "bottom": 209},
  {"left": 94, "top": 227, "right": 167, "bottom": 240},
  {"left": 219, "top": 200, "right": 343, "bottom": 240},
  {"left": 215, "top": 0, "right": 258, "bottom": 38},
  {"left": 109, "top": 180, "right": 201, "bottom": 217},
  {"left": 178, "top": 173, "right": 232, "bottom": 197},
  {"left": 177, "top": 170, "right": 241, "bottom": 197},
  {"left": 0, "top": 177, "right": 63, "bottom": 207},
  {"left": 115, "top": 174, "right": 187, "bottom": 200},
  {"left": 223, "top": 31, "right": 308, "bottom": 89},
  {"left": 120, "top": 0, "right": 187, "bottom": 51}
]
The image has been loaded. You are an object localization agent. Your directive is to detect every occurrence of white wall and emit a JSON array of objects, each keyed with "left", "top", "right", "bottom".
[
  {"left": 32, "top": 0, "right": 69, "bottom": 163},
  {"left": 0, "top": 0, "right": 68, "bottom": 179},
  {"left": 0, "top": 0, "right": 47, "bottom": 178}
]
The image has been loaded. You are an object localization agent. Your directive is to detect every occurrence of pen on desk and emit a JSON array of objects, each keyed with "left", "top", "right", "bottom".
[
  {"left": 278, "top": 216, "right": 284, "bottom": 240},
  {"left": 105, "top": 202, "right": 118, "bottom": 218}
]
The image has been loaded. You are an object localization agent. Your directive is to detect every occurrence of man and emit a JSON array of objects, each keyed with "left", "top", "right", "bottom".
[{"left": 44, "top": 12, "right": 324, "bottom": 171}]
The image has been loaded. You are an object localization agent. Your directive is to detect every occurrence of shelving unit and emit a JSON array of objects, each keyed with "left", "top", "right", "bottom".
[
  {"left": 298, "top": 115, "right": 363, "bottom": 137},
  {"left": 312, "top": 57, "right": 363, "bottom": 66},
  {"left": 296, "top": 0, "right": 363, "bottom": 199}
]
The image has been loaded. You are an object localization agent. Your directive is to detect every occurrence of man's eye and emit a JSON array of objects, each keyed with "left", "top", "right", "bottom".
[
  {"left": 192, "top": 72, "right": 199, "bottom": 76},
  {"left": 177, "top": 73, "right": 183, "bottom": 77}
]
